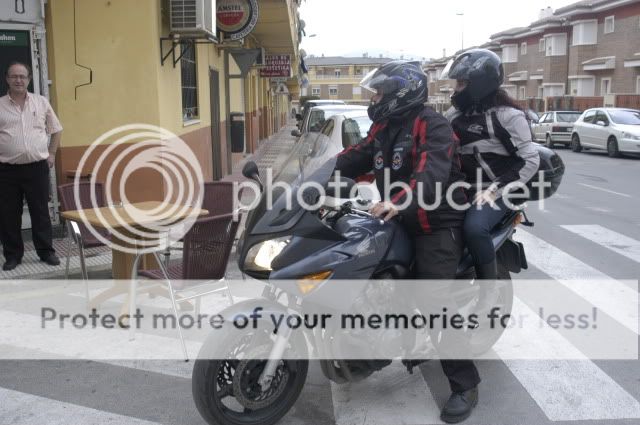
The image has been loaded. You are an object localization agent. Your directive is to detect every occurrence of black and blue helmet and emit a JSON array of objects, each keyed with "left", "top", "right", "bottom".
[{"left": 360, "top": 60, "right": 428, "bottom": 122}]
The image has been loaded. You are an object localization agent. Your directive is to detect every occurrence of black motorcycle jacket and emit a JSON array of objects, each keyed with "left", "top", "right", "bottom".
[
  {"left": 448, "top": 106, "right": 540, "bottom": 195},
  {"left": 335, "top": 106, "right": 467, "bottom": 234}
]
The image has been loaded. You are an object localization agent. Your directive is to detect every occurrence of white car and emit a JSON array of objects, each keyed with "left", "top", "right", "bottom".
[
  {"left": 532, "top": 110, "right": 582, "bottom": 148},
  {"left": 313, "top": 109, "right": 380, "bottom": 201},
  {"left": 292, "top": 104, "right": 366, "bottom": 138},
  {"left": 571, "top": 108, "right": 640, "bottom": 157}
]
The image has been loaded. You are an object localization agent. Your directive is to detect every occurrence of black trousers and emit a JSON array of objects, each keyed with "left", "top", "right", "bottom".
[
  {"left": 0, "top": 160, "right": 55, "bottom": 261},
  {"left": 414, "top": 227, "right": 481, "bottom": 393}
]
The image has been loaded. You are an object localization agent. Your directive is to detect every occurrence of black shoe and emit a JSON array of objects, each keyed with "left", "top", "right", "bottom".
[
  {"left": 40, "top": 254, "right": 61, "bottom": 266},
  {"left": 440, "top": 387, "right": 478, "bottom": 423},
  {"left": 3, "top": 258, "right": 21, "bottom": 271}
]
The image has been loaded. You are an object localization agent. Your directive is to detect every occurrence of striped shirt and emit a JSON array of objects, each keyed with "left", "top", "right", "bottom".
[{"left": 0, "top": 93, "right": 63, "bottom": 164}]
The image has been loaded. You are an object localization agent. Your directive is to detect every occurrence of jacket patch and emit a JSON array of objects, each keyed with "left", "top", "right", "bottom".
[
  {"left": 392, "top": 151, "right": 403, "bottom": 170},
  {"left": 374, "top": 151, "right": 384, "bottom": 169},
  {"left": 467, "top": 123, "right": 484, "bottom": 135}
]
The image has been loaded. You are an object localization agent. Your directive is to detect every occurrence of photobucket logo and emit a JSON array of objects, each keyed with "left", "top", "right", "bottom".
[
  {"left": 74, "top": 124, "right": 204, "bottom": 254},
  {"left": 232, "top": 167, "right": 553, "bottom": 214}
]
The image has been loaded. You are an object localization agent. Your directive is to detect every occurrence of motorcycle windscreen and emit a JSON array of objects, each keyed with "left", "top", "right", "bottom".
[{"left": 246, "top": 151, "right": 339, "bottom": 236}]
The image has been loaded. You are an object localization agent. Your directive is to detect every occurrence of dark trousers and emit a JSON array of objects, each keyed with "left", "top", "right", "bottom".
[
  {"left": 463, "top": 198, "right": 509, "bottom": 265},
  {"left": 0, "top": 160, "right": 55, "bottom": 261},
  {"left": 414, "top": 227, "right": 481, "bottom": 393}
]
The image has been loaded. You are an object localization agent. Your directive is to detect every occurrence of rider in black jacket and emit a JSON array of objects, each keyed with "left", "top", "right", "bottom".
[{"left": 335, "top": 61, "right": 479, "bottom": 424}]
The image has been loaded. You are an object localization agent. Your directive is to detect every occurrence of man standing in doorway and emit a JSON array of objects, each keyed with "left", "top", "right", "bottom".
[{"left": 0, "top": 61, "right": 62, "bottom": 271}]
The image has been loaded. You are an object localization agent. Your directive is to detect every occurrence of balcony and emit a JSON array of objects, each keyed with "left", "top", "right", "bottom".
[
  {"left": 311, "top": 74, "right": 362, "bottom": 80},
  {"left": 508, "top": 71, "right": 529, "bottom": 82},
  {"left": 582, "top": 56, "right": 616, "bottom": 71}
]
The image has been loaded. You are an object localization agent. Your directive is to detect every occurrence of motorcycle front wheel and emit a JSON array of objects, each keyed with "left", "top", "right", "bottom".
[{"left": 192, "top": 330, "right": 309, "bottom": 425}]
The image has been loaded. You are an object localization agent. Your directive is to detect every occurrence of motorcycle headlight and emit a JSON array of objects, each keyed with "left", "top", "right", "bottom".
[
  {"left": 622, "top": 132, "right": 640, "bottom": 141},
  {"left": 244, "top": 237, "right": 291, "bottom": 271}
]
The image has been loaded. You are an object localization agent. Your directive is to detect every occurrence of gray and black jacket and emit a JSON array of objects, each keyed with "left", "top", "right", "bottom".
[{"left": 447, "top": 106, "right": 540, "bottom": 196}]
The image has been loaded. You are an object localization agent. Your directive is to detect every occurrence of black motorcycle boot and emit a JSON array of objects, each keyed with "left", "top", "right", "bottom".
[{"left": 440, "top": 387, "right": 478, "bottom": 423}]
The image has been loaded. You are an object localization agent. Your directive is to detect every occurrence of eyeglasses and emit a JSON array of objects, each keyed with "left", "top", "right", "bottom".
[{"left": 7, "top": 75, "right": 30, "bottom": 81}]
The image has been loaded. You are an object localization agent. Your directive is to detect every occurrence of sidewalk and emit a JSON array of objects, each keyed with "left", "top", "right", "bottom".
[{"left": 0, "top": 121, "right": 299, "bottom": 280}]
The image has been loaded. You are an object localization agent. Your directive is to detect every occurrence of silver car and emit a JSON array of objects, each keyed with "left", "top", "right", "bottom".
[{"left": 532, "top": 111, "right": 582, "bottom": 148}]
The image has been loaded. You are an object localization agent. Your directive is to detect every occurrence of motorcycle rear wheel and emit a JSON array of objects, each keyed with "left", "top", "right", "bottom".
[{"left": 452, "top": 262, "right": 514, "bottom": 355}]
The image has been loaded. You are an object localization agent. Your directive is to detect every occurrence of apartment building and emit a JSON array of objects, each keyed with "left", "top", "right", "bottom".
[
  {"left": 425, "top": 0, "right": 640, "bottom": 105},
  {"left": 492, "top": 0, "right": 640, "bottom": 99},
  {"left": 302, "top": 55, "right": 394, "bottom": 104},
  {"left": 425, "top": 43, "right": 501, "bottom": 104},
  {"left": 425, "top": 57, "right": 454, "bottom": 104}
]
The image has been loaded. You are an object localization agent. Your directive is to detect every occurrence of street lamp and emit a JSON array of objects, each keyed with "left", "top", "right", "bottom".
[{"left": 456, "top": 12, "right": 464, "bottom": 51}]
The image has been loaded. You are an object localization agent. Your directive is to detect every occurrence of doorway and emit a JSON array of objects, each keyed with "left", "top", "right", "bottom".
[
  {"left": 0, "top": 26, "right": 56, "bottom": 229},
  {"left": 0, "top": 29, "right": 35, "bottom": 95}
]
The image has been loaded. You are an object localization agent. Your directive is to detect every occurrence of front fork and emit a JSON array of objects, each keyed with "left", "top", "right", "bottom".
[{"left": 258, "top": 325, "right": 293, "bottom": 391}]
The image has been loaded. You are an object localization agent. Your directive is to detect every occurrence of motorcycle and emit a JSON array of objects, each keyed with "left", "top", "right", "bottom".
[{"left": 190, "top": 141, "right": 566, "bottom": 425}]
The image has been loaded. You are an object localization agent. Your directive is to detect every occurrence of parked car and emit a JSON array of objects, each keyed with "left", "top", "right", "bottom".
[
  {"left": 571, "top": 108, "right": 640, "bottom": 157},
  {"left": 292, "top": 104, "right": 366, "bottom": 139},
  {"left": 532, "top": 110, "right": 582, "bottom": 148},
  {"left": 315, "top": 109, "right": 372, "bottom": 150},
  {"left": 312, "top": 109, "right": 380, "bottom": 201},
  {"left": 295, "top": 99, "right": 346, "bottom": 130}
]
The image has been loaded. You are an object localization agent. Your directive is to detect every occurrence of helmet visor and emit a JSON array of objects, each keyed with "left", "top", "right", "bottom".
[
  {"left": 360, "top": 68, "right": 387, "bottom": 94},
  {"left": 439, "top": 59, "right": 456, "bottom": 81}
]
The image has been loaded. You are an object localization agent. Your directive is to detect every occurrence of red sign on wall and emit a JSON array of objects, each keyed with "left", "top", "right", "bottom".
[
  {"left": 216, "top": 0, "right": 259, "bottom": 41},
  {"left": 259, "top": 55, "right": 292, "bottom": 78}
]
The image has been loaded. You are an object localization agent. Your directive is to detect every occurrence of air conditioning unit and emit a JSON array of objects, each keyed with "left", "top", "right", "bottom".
[
  {"left": 254, "top": 48, "right": 267, "bottom": 66},
  {"left": 170, "top": 0, "right": 216, "bottom": 39}
]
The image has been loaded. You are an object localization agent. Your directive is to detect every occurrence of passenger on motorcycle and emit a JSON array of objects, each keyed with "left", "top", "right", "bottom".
[
  {"left": 333, "top": 60, "right": 480, "bottom": 424},
  {"left": 442, "top": 49, "right": 540, "bottom": 281}
]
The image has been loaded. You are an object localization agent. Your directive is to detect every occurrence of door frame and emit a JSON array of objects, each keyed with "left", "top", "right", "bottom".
[{"left": 209, "top": 67, "right": 223, "bottom": 180}]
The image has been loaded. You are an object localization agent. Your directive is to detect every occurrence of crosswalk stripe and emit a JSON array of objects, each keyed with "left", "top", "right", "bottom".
[
  {"left": 0, "top": 310, "right": 200, "bottom": 361},
  {"left": 560, "top": 224, "right": 640, "bottom": 264},
  {"left": 0, "top": 386, "right": 164, "bottom": 425},
  {"left": 513, "top": 229, "right": 639, "bottom": 335},
  {"left": 331, "top": 362, "right": 443, "bottom": 425},
  {"left": 496, "top": 298, "right": 640, "bottom": 421}
]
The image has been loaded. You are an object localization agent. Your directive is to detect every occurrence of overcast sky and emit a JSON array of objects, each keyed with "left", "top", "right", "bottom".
[{"left": 299, "top": 0, "right": 578, "bottom": 60}]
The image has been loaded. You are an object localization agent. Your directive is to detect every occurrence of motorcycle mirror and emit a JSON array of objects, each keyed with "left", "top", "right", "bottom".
[
  {"left": 242, "top": 161, "right": 263, "bottom": 190},
  {"left": 326, "top": 176, "right": 358, "bottom": 198}
]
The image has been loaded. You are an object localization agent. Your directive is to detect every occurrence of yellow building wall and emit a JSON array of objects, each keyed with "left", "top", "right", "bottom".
[
  {"left": 46, "top": 0, "right": 233, "bottom": 198},
  {"left": 46, "top": 0, "right": 297, "bottom": 196},
  {"left": 47, "top": 0, "right": 161, "bottom": 148}
]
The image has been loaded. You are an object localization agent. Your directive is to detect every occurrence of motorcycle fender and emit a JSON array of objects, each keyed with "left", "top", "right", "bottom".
[
  {"left": 197, "top": 298, "right": 311, "bottom": 359},
  {"left": 497, "top": 238, "right": 528, "bottom": 273},
  {"left": 215, "top": 298, "right": 289, "bottom": 324}
]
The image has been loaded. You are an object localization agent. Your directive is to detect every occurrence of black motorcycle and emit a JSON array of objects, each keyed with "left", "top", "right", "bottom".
[{"left": 192, "top": 146, "right": 564, "bottom": 425}]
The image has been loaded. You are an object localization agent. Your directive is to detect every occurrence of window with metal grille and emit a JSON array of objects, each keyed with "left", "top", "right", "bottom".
[{"left": 181, "top": 43, "right": 199, "bottom": 121}]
